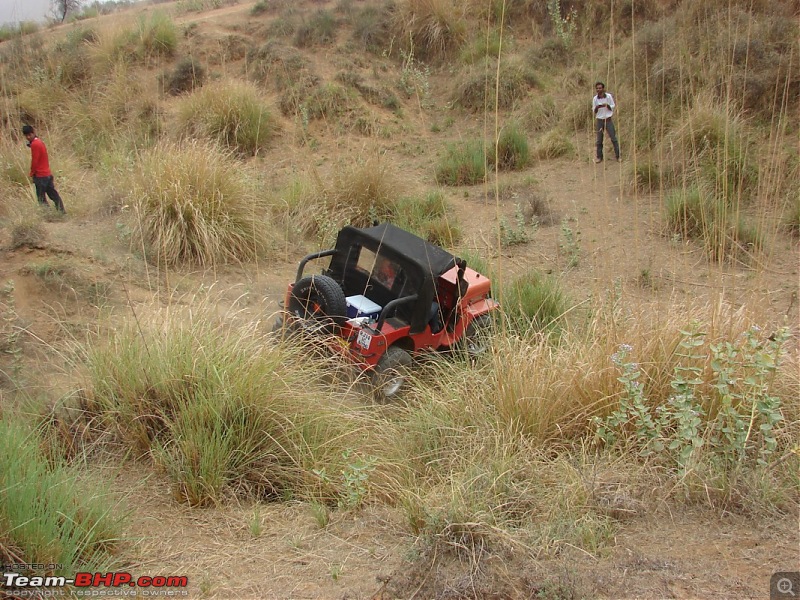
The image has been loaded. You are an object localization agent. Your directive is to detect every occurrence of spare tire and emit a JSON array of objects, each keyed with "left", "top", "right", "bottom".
[{"left": 288, "top": 275, "right": 347, "bottom": 333}]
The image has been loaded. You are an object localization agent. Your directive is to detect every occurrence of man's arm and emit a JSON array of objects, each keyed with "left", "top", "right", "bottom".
[{"left": 29, "top": 141, "right": 40, "bottom": 177}]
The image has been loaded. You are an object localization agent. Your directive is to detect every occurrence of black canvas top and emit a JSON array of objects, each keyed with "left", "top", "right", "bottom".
[{"left": 337, "top": 223, "right": 457, "bottom": 279}]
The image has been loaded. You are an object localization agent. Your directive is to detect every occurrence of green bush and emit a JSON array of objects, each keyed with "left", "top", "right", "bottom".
[
  {"left": 164, "top": 56, "right": 206, "bottom": 95},
  {"left": 664, "top": 185, "right": 763, "bottom": 262},
  {"left": 435, "top": 140, "right": 487, "bottom": 186},
  {"left": 395, "top": 191, "right": 461, "bottom": 247},
  {"left": 80, "top": 311, "right": 391, "bottom": 506},
  {"left": 177, "top": 80, "right": 278, "bottom": 155},
  {"left": 0, "top": 418, "right": 122, "bottom": 573},
  {"left": 136, "top": 11, "right": 177, "bottom": 60},
  {"left": 128, "top": 140, "right": 275, "bottom": 266},
  {"left": 490, "top": 122, "right": 530, "bottom": 171},
  {"left": 500, "top": 270, "right": 570, "bottom": 334}
]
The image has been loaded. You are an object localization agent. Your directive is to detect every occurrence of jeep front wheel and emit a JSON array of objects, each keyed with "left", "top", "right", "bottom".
[
  {"left": 287, "top": 275, "right": 346, "bottom": 333},
  {"left": 372, "top": 346, "right": 412, "bottom": 401}
]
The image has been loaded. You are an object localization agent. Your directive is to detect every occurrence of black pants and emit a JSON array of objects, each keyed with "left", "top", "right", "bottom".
[
  {"left": 595, "top": 118, "right": 620, "bottom": 160},
  {"left": 33, "top": 176, "right": 65, "bottom": 213}
]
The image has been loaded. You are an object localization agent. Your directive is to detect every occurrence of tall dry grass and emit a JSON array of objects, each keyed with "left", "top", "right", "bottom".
[
  {"left": 127, "top": 140, "right": 276, "bottom": 266},
  {"left": 176, "top": 80, "right": 279, "bottom": 155}
]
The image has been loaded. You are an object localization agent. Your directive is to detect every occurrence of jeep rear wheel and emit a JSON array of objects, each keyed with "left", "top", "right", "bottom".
[
  {"left": 372, "top": 346, "right": 412, "bottom": 401},
  {"left": 464, "top": 314, "right": 493, "bottom": 357},
  {"left": 288, "top": 275, "right": 346, "bottom": 333}
]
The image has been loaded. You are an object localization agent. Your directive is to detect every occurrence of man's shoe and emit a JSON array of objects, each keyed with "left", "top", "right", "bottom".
[{"left": 593, "top": 157, "right": 602, "bottom": 164}]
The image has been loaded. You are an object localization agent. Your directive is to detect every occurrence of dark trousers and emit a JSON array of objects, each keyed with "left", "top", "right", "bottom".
[
  {"left": 33, "top": 176, "right": 65, "bottom": 213},
  {"left": 595, "top": 118, "right": 620, "bottom": 160}
]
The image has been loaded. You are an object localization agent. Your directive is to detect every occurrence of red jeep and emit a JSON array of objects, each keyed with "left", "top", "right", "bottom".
[{"left": 276, "top": 223, "right": 498, "bottom": 398}]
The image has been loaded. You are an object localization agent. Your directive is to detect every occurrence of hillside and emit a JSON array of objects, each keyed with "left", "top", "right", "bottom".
[{"left": 0, "top": 0, "right": 798, "bottom": 598}]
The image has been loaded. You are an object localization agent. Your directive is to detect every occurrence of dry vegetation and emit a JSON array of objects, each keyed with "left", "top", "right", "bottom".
[{"left": 0, "top": 0, "right": 797, "bottom": 597}]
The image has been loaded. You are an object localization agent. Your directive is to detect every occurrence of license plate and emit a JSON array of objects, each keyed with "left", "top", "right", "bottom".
[{"left": 357, "top": 330, "right": 372, "bottom": 350}]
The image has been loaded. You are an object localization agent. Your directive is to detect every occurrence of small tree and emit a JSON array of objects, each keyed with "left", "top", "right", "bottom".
[{"left": 51, "top": 0, "right": 83, "bottom": 23}]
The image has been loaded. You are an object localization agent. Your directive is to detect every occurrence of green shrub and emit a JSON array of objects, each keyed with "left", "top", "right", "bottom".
[
  {"left": 500, "top": 270, "right": 570, "bottom": 334},
  {"left": 80, "top": 310, "right": 392, "bottom": 506},
  {"left": 128, "top": 140, "right": 275, "bottom": 266},
  {"left": 136, "top": 11, "right": 177, "bottom": 60},
  {"left": 177, "top": 80, "right": 278, "bottom": 155},
  {"left": 490, "top": 122, "right": 529, "bottom": 171},
  {"left": 395, "top": 191, "right": 461, "bottom": 247},
  {"left": 164, "top": 56, "right": 205, "bottom": 95},
  {"left": 629, "top": 159, "right": 662, "bottom": 192},
  {"left": 0, "top": 418, "right": 122, "bottom": 573},
  {"left": 435, "top": 141, "right": 487, "bottom": 186},
  {"left": 664, "top": 186, "right": 762, "bottom": 262}
]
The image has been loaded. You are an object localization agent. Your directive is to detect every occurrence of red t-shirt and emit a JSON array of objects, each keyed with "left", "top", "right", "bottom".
[{"left": 29, "top": 137, "right": 52, "bottom": 178}]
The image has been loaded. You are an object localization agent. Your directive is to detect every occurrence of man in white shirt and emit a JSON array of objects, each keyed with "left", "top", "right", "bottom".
[{"left": 592, "top": 81, "right": 620, "bottom": 163}]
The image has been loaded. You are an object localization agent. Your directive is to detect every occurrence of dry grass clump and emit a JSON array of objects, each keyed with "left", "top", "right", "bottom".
[
  {"left": 247, "top": 41, "right": 311, "bottom": 91},
  {"left": 393, "top": 0, "right": 467, "bottom": 61},
  {"left": 294, "top": 9, "right": 338, "bottom": 48},
  {"left": 664, "top": 96, "right": 758, "bottom": 202},
  {"left": 280, "top": 157, "right": 405, "bottom": 240},
  {"left": 127, "top": 140, "right": 275, "bottom": 266},
  {"left": 176, "top": 80, "right": 279, "bottom": 155},
  {"left": 664, "top": 186, "right": 764, "bottom": 262},
  {"left": 451, "top": 59, "right": 537, "bottom": 112},
  {"left": 532, "top": 130, "right": 576, "bottom": 159},
  {"left": 10, "top": 217, "right": 48, "bottom": 249},
  {"left": 351, "top": 2, "right": 394, "bottom": 53}
]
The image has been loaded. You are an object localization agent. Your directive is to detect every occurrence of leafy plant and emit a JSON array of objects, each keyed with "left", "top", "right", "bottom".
[
  {"left": 594, "top": 325, "right": 791, "bottom": 474},
  {"left": 547, "top": 0, "right": 578, "bottom": 47},
  {"left": 559, "top": 219, "right": 581, "bottom": 268},
  {"left": 313, "top": 448, "right": 377, "bottom": 509},
  {"left": 499, "top": 203, "right": 533, "bottom": 246}
]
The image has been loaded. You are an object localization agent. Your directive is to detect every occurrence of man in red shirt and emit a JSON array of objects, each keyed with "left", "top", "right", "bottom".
[{"left": 22, "top": 125, "right": 65, "bottom": 213}]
